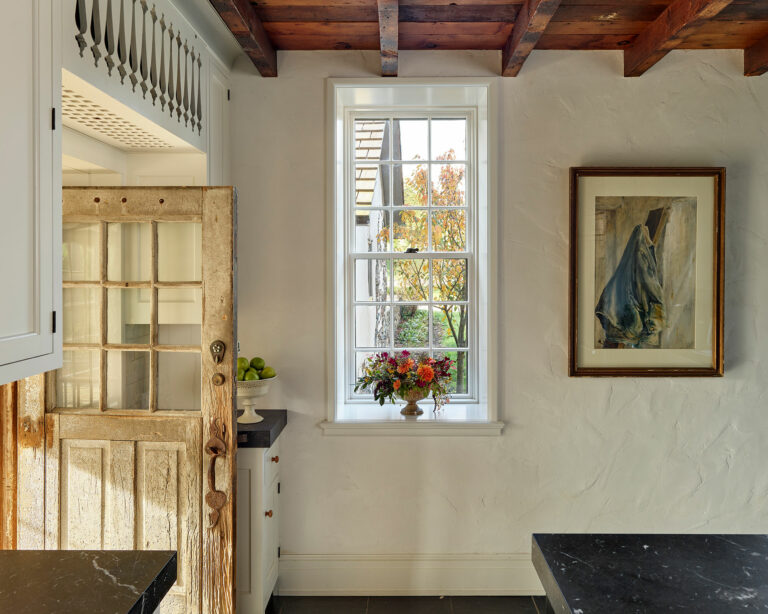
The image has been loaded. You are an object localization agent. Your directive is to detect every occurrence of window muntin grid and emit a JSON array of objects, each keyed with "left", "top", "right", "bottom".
[
  {"left": 59, "top": 220, "right": 202, "bottom": 412},
  {"left": 347, "top": 113, "right": 476, "bottom": 400}
]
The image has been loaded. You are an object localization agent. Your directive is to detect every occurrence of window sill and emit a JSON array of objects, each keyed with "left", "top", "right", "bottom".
[{"left": 320, "top": 403, "right": 504, "bottom": 437}]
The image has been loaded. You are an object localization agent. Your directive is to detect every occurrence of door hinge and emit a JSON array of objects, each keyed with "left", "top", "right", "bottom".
[
  {"left": 51, "top": 107, "right": 56, "bottom": 130},
  {"left": 278, "top": 546, "right": 281, "bottom": 558},
  {"left": 52, "top": 311, "right": 57, "bottom": 334},
  {"left": 227, "top": 89, "right": 230, "bottom": 101},
  {"left": 277, "top": 482, "right": 280, "bottom": 494}
]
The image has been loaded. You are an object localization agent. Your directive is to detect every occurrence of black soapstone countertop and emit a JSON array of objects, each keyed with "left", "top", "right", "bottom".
[
  {"left": 532, "top": 534, "right": 768, "bottom": 613},
  {"left": 0, "top": 550, "right": 176, "bottom": 614},
  {"left": 236, "top": 409, "right": 287, "bottom": 448}
]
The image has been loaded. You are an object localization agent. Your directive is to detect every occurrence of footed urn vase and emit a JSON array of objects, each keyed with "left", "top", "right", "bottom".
[{"left": 398, "top": 389, "right": 429, "bottom": 416}]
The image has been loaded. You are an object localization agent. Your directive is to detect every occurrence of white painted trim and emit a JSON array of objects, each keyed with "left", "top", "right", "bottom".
[
  {"left": 166, "top": 0, "right": 243, "bottom": 69},
  {"left": 277, "top": 553, "right": 544, "bottom": 596},
  {"left": 62, "top": 126, "right": 128, "bottom": 178},
  {"left": 319, "top": 420, "right": 504, "bottom": 436},
  {"left": 326, "top": 78, "right": 499, "bottom": 430}
]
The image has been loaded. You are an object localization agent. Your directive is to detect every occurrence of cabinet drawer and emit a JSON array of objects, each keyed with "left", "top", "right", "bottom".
[{"left": 263, "top": 440, "right": 281, "bottom": 485}]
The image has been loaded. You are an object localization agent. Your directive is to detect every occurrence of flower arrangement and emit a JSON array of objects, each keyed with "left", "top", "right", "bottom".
[{"left": 354, "top": 351, "right": 455, "bottom": 412}]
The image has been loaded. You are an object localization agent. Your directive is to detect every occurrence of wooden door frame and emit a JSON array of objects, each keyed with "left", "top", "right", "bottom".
[
  {"left": 15, "top": 187, "right": 237, "bottom": 614},
  {"left": 0, "top": 381, "right": 18, "bottom": 549}
]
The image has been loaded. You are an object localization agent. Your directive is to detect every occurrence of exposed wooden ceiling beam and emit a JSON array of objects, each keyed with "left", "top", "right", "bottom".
[
  {"left": 501, "top": 0, "right": 562, "bottom": 77},
  {"left": 378, "top": 0, "right": 399, "bottom": 77},
  {"left": 745, "top": 36, "right": 768, "bottom": 76},
  {"left": 208, "top": 0, "right": 277, "bottom": 77},
  {"left": 623, "top": 0, "right": 735, "bottom": 77}
]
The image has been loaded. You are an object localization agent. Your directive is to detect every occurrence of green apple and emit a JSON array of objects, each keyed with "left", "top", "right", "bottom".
[
  {"left": 237, "top": 368, "right": 246, "bottom": 381},
  {"left": 250, "top": 357, "right": 266, "bottom": 371},
  {"left": 237, "top": 357, "right": 250, "bottom": 372},
  {"left": 260, "top": 366, "right": 276, "bottom": 379},
  {"left": 244, "top": 369, "right": 260, "bottom": 381}
]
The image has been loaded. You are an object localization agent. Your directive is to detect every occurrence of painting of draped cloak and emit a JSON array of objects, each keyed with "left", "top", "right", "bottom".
[{"left": 594, "top": 196, "right": 697, "bottom": 349}]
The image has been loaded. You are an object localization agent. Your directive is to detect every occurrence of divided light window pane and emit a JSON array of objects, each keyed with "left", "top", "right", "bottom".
[
  {"left": 350, "top": 115, "right": 472, "bottom": 397},
  {"left": 63, "top": 222, "right": 100, "bottom": 281},
  {"left": 107, "top": 222, "right": 151, "bottom": 281}
]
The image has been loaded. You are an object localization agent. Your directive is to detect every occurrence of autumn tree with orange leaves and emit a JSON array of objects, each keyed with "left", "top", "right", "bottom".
[{"left": 387, "top": 149, "right": 468, "bottom": 393}]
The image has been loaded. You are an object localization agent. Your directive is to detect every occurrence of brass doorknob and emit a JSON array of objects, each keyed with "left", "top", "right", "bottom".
[
  {"left": 265, "top": 510, "right": 273, "bottom": 518},
  {"left": 271, "top": 455, "right": 279, "bottom": 463}
]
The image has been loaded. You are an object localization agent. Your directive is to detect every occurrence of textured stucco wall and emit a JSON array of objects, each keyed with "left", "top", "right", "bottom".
[{"left": 231, "top": 49, "right": 768, "bottom": 585}]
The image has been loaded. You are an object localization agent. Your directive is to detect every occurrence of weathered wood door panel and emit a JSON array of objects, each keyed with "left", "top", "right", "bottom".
[
  {"left": 46, "top": 415, "right": 202, "bottom": 613},
  {"left": 18, "top": 188, "right": 237, "bottom": 614}
]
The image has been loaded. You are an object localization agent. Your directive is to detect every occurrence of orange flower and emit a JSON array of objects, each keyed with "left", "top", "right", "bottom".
[
  {"left": 393, "top": 379, "right": 401, "bottom": 391},
  {"left": 397, "top": 358, "right": 415, "bottom": 374},
  {"left": 417, "top": 364, "right": 435, "bottom": 383}
]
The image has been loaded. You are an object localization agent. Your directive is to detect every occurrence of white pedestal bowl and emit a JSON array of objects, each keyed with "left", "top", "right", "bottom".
[{"left": 236, "top": 376, "right": 277, "bottom": 424}]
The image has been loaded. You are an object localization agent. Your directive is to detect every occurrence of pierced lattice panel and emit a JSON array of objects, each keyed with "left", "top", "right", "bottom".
[{"left": 62, "top": 88, "right": 174, "bottom": 151}]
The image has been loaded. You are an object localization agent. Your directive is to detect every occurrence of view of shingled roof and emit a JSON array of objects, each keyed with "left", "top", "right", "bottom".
[{"left": 354, "top": 120, "right": 385, "bottom": 207}]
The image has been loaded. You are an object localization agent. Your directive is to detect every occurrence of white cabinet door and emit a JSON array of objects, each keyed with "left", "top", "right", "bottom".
[
  {"left": 237, "top": 442, "right": 281, "bottom": 614},
  {"left": 0, "top": 0, "right": 62, "bottom": 385}
]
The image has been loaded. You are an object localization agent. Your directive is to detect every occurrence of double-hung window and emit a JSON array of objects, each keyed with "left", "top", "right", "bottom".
[{"left": 327, "top": 81, "right": 499, "bottom": 433}]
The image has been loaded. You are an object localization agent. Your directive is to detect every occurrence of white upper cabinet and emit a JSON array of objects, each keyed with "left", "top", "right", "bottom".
[{"left": 0, "top": 0, "right": 62, "bottom": 386}]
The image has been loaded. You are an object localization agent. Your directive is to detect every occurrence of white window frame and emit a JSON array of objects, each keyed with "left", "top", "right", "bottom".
[
  {"left": 322, "top": 79, "right": 502, "bottom": 436},
  {"left": 348, "top": 110, "right": 476, "bottom": 402}
]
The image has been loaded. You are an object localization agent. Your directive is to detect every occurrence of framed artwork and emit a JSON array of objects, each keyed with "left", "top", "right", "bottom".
[{"left": 569, "top": 167, "right": 725, "bottom": 377}]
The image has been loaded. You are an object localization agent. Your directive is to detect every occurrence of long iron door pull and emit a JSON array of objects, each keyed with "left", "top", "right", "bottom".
[{"left": 204, "top": 419, "right": 227, "bottom": 528}]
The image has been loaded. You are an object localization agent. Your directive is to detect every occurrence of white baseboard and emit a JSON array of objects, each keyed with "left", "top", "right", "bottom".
[{"left": 277, "top": 553, "right": 545, "bottom": 596}]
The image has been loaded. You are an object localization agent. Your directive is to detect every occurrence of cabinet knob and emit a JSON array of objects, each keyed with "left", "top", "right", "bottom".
[
  {"left": 265, "top": 510, "right": 273, "bottom": 518},
  {"left": 271, "top": 455, "right": 279, "bottom": 463}
]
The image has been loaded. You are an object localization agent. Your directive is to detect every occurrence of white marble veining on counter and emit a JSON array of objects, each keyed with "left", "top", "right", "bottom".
[
  {"left": 0, "top": 550, "right": 177, "bottom": 614},
  {"left": 533, "top": 534, "right": 768, "bottom": 612}
]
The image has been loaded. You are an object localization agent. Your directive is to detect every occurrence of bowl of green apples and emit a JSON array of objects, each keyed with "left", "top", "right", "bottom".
[{"left": 236, "top": 356, "right": 278, "bottom": 423}]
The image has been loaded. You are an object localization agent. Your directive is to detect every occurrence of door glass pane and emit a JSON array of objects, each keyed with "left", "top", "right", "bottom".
[
  {"left": 56, "top": 350, "right": 99, "bottom": 408},
  {"left": 107, "top": 288, "right": 150, "bottom": 345},
  {"left": 63, "top": 222, "right": 99, "bottom": 281},
  {"left": 158, "top": 222, "right": 202, "bottom": 282},
  {"left": 107, "top": 350, "right": 150, "bottom": 409},
  {"left": 157, "top": 352, "right": 201, "bottom": 410},
  {"left": 63, "top": 287, "right": 100, "bottom": 344},
  {"left": 158, "top": 288, "right": 202, "bottom": 346},
  {"left": 107, "top": 222, "right": 151, "bottom": 281}
]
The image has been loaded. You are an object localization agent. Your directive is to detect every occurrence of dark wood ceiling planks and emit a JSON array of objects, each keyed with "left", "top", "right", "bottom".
[{"left": 208, "top": 0, "right": 768, "bottom": 77}]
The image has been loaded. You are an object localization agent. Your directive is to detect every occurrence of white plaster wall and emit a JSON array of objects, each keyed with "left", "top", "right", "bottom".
[{"left": 230, "top": 49, "right": 768, "bottom": 589}]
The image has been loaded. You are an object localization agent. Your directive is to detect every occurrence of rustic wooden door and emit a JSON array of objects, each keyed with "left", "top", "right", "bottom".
[{"left": 18, "top": 187, "right": 237, "bottom": 614}]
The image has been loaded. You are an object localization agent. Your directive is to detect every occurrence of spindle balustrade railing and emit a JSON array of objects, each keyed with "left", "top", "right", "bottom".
[{"left": 68, "top": 0, "right": 205, "bottom": 139}]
